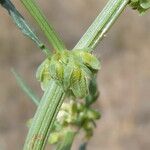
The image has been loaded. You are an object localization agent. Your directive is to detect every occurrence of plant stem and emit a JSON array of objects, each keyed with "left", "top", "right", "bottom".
[
  {"left": 79, "top": 142, "right": 87, "bottom": 150},
  {"left": 12, "top": 69, "right": 40, "bottom": 106},
  {"left": 23, "top": 80, "right": 65, "bottom": 150},
  {"left": 23, "top": 1, "right": 130, "bottom": 150},
  {"left": 21, "top": 0, "right": 66, "bottom": 52},
  {"left": 56, "top": 130, "right": 77, "bottom": 150},
  {"left": 74, "top": 0, "right": 129, "bottom": 51},
  {"left": 0, "top": 0, "right": 51, "bottom": 56}
]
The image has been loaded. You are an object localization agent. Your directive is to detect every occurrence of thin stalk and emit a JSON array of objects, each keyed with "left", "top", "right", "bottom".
[
  {"left": 23, "top": 80, "right": 65, "bottom": 150},
  {"left": 56, "top": 130, "right": 77, "bottom": 150},
  {"left": 79, "top": 142, "right": 87, "bottom": 150},
  {"left": 0, "top": 0, "right": 51, "bottom": 56},
  {"left": 21, "top": 0, "right": 66, "bottom": 52},
  {"left": 74, "top": 0, "right": 129, "bottom": 51},
  {"left": 11, "top": 69, "right": 40, "bottom": 106}
]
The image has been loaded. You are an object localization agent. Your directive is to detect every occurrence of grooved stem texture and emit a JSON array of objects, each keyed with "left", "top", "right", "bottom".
[
  {"left": 74, "top": 0, "right": 129, "bottom": 51},
  {"left": 23, "top": 80, "right": 65, "bottom": 150}
]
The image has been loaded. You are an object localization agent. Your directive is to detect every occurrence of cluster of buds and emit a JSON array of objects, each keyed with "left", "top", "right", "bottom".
[
  {"left": 129, "top": 0, "right": 150, "bottom": 13},
  {"left": 36, "top": 49, "right": 100, "bottom": 98},
  {"left": 48, "top": 76, "right": 100, "bottom": 145},
  {"left": 48, "top": 100, "right": 100, "bottom": 144},
  {"left": 35, "top": 49, "right": 101, "bottom": 145}
]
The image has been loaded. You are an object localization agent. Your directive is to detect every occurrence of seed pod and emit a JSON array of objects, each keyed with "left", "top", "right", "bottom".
[
  {"left": 59, "top": 50, "right": 70, "bottom": 65},
  {"left": 63, "top": 63, "right": 74, "bottom": 90},
  {"left": 130, "top": 0, "right": 150, "bottom": 13},
  {"left": 49, "top": 132, "right": 61, "bottom": 144},
  {"left": 49, "top": 60, "right": 64, "bottom": 83},
  {"left": 70, "top": 67, "right": 82, "bottom": 85},
  {"left": 36, "top": 59, "right": 49, "bottom": 81},
  {"left": 36, "top": 59, "right": 51, "bottom": 90},
  {"left": 74, "top": 50, "right": 100, "bottom": 71},
  {"left": 71, "top": 71, "right": 89, "bottom": 98},
  {"left": 87, "top": 109, "right": 101, "bottom": 120},
  {"left": 36, "top": 49, "right": 100, "bottom": 98},
  {"left": 140, "top": 0, "right": 150, "bottom": 9}
]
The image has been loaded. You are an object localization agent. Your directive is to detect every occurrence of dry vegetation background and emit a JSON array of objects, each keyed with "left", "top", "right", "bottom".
[{"left": 0, "top": 0, "right": 150, "bottom": 150}]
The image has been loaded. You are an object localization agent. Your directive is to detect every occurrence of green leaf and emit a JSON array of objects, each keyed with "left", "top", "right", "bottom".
[
  {"left": 21, "top": 0, "right": 66, "bottom": 52},
  {"left": 11, "top": 69, "right": 40, "bottom": 106},
  {"left": 0, "top": 0, "right": 51, "bottom": 56}
]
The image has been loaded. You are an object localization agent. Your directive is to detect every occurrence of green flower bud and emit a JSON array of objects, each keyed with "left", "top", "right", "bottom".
[
  {"left": 49, "top": 132, "right": 61, "bottom": 144},
  {"left": 85, "top": 128, "right": 93, "bottom": 139},
  {"left": 74, "top": 50, "right": 100, "bottom": 71},
  {"left": 46, "top": 99, "right": 101, "bottom": 145},
  {"left": 130, "top": 0, "right": 150, "bottom": 13},
  {"left": 61, "top": 103, "right": 71, "bottom": 111},
  {"left": 70, "top": 101, "right": 78, "bottom": 114},
  {"left": 57, "top": 110, "right": 68, "bottom": 124},
  {"left": 36, "top": 49, "right": 100, "bottom": 98},
  {"left": 77, "top": 103, "right": 85, "bottom": 112},
  {"left": 87, "top": 109, "right": 101, "bottom": 120},
  {"left": 49, "top": 60, "right": 64, "bottom": 83},
  {"left": 83, "top": 122, "right": 94, "bottom": 139},
  {"left": 71, "top": 71, "right": 89, "bottom": 98},
  {"left": 140, "top": 0, "right": 150, "bottom": 9},
  {"left": 63, "top": 63, "right": 74, "bottom": 90},
  {"left": 36, "top": 59, "right": 51, "bottom": 90},
  {"left": 85, "top": 76, "right": 99, "bottom": 105}
]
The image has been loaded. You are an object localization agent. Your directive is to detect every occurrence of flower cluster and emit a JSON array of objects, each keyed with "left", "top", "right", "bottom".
[
  {"left": 49, "top": 100, "right": 100, "bottom": 144},
  {"left": 36, "top": 49, "right": 100, "bottom": 98},
  {"left": 48, "top": 76, "right": 100, "bottom": 145},
  {"left": 129, "top": 0, "right": 150, "bottom": 13},
  {"left": 27, "top": 77, "right": 100, "bottom": 146}
]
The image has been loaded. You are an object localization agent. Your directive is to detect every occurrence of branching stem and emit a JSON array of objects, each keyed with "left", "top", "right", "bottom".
[
  {"left": 21, "top": 0, "right": 66, "bottom": 52},
  {"left": 22, "top": 0, "right": 130, "bottom": 150},
  {"left": 74, "top": 0, "right": 129, "bottom": 51}
]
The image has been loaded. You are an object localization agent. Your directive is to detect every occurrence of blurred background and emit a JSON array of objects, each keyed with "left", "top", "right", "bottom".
[{"left": 0, "top": 0, "right": 150, "bottom": 150}]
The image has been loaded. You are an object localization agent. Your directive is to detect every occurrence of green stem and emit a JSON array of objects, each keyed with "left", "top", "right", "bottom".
[
  {"left": 74, "top": 0, "right": 129, "bottom": 51},
  {"left": 0, "top": 0, "right": 51, "bottom": 56},
  {"left": 21, "top": 0, "right": 66, "bottom": 52},
  {"left": 23, "top": 80, "right": 65, "bottom": 150},
  {"left": 56, "top": 130, "right": 77, "bottom": 150},
  {"left": 23, "top": 1, "right": 130, "bottom": 150},
  {"left": 79, "top": 142, "right": 87, "bottom": 150},
  {"left": 11, "top": 69, "right": 40, "bottom": 106}
]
